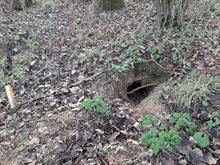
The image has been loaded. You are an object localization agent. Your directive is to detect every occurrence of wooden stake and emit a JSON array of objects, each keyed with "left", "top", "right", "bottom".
[{"left": 5, "top": 84, "right": 16, "bottom": 109}]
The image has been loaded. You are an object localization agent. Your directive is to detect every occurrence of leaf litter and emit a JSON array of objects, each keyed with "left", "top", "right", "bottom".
[{"left": 0, "top": 0, "right": 220, "bottom": 164}]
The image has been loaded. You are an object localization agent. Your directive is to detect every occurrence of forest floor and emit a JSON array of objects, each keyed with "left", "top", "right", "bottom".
[{"left": 0, "top": 0, "right": 220, "bottom": 164}]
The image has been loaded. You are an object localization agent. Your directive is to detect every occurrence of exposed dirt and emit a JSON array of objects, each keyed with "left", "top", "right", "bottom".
[{"left": 0, "top": 0, "right": 220, "bottom": 164}]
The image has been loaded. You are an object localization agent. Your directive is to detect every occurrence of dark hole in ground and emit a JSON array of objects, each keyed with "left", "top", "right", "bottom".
[{"left": 127, "top": 81, "right": 155, "bottom": 105}]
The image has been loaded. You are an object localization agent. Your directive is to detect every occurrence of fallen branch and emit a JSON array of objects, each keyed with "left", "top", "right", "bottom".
[
  {"left": 68, "top": 69, "right": 109, "bottom": 88},
  {"left": 127, "top": 83, "right": 158, "bottom": 95}
]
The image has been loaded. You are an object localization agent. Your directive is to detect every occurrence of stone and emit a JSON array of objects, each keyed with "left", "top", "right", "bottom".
[{"left": 190, "top": 148, "right": 203, "bottom": 164}]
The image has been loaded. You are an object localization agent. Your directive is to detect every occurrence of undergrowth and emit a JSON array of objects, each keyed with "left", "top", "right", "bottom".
[
  {"left": 173, "top": 70, "right": 219, "bottom": 110},
  {"left": 83, "top": 27, "right": 207, "bottom": 73},
  {"left": 140, "top": 111, "right": 215, "bottom": 155},
  {"left": 140, "top": 128, "right": 181, "bottom": 155},
  {"left": 80, "top": 95, "right": 110, "bottom": 116}
]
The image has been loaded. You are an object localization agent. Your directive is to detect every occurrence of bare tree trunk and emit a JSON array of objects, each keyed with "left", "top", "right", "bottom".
[
  {"left": 97, "top": 0, "right": 124, "bottom": 11},
  {"left": 154, "top": 0, "right": 189, "bottom": 28},
  {"left": 12, "top": 0, "right": 22, "bottom": 10},
  {"left": 25, "top": 0, "right": 32, "bottom": 8},
  {"left": 12, "top": 0, "right": 32, "bottom": 10}
]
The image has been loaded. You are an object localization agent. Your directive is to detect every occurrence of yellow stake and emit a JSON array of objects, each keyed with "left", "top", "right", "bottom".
[{"left": 5, "top": 84, "right": 16, "bottom": 109}]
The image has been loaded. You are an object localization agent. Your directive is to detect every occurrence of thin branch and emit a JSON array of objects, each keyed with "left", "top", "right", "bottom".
[
  {"left": 68, "top": 69, "right": 109, "bottom": 88},
  {"left": 127, "top": 83, "right": 158, "bottom": 95}
]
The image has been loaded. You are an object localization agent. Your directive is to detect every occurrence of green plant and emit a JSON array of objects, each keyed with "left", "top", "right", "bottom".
[
  {"left": 169, "top": 113, "right": 197, "bottom": 135},
  {"left": 0, "top": 60, "right": 24, "bottom": 86},
  {"left": 111, "top": 39, "right": 123, "bottom": 53},
  {"left": 207, "top": 112, "right": 220, "bottom": 129},
  {"left": 88, "top": 48, "right": 101, "bottom": 57},
  {"left": 126, "top": 45, "right": 140, "bottom": 59},
  {"left": 172, "top": 51, "right": 183, "bottom": 61},
  {"left": 179, "top": 41, "right": 192, "bottom": 50},
  {"left": 25, "top": 36, "right": 39, "bottom": 50},
  {"left": 111, "top": 62, "right": 133, "bottom": 72},
  {"left": 112, "top": 39, "right": 123, "bottom": 47},
  {"left": 193, "top": 132, "right": 210, "bottom": 148},
  {"left": 174, "top": 70, "right": 214, "bottom": 110},
  {"left": 136, "top": 31, "right": 151, "bottom": 39},
  {"left": 148, "top": 47, "right": 164, "bottom": 60},
  {"left": 140, "top": 128, "right": 181, "bottom": 155},
  {"left": 40, "top": 0, "right": 55, "bottom": 9},
  {"left": 14, "top": 35, "right": 21, "bottom": 41},
  {"left": 12, "top": 65, "right": 24, "bottom": 77},
  {"left": 80, "top": 95, "right": 110, "bottom": 116},
  {"left": 141, "top": 115, "right": 159, "bottom": 126},
  {"left": 5, "top": 128, "right": 14, "bottom": 136}
]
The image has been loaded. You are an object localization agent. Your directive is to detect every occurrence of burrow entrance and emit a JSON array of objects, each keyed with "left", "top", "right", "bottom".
[
  {"left": 127, "top": 81, "right": 156, "bottom": 105},
  {"left": 113, "top": 61, "right": 170, "bottom": 105}
]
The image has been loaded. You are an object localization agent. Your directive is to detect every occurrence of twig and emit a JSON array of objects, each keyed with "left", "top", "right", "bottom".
[
  {"left": 68, "top": 69, "right": 109, "bottom": 88},
  {"left": 127, "top": 83, "right": 158, "bottom": 95}
]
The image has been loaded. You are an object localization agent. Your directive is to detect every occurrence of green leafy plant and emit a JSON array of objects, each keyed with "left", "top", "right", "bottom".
[
  {"left": 126, "top": 45, "right": 140, "bottom": 59},
  {"left": 140, "top": 128, "right": 181, "bottom": 155},
  {"left": 25, "top": 36, "right": 39, "bottom": 50},
  {"left": 12, "top": 65, "right": 24, "bottom": 78},
  {"left": 41, "top": 0, "right": 55, "bottom": 9},
  {"left": 148, "top": 47, "right": 164, "bottom": 60},
  {"left": 169, "top": 113, "right": 197, "bottom": 135},
  {"left": 172, "top": 51, "right": 183, "bottom": 61},
  {"left": 80, "top": 95, "right": 110, "bottom": 116},
  {"left": 111, "top": 62, "right": 133, "bottom": 72},
  {"left": 141, "top": 115, "right": 159, "bottom": 126},
  {"left": 0, "top": 57, "right": 24, "bottom": 87},
  {"left": 88, "top": 48, "right": 101, "bottom": 57},
  {"left": 136, "top": 31, "right": 151, "bottom": 38},
  {"left": 111, "top": 39, "right": 124, "bottom": 53},
  {"left": 179, "top": 41, "right": 192, "bottom": 50},
  {"left": 207, "top": 115, "right": 220, "bottom": 129},
  {"left": 193, "top": 132, "right": 210, "bottom": 148}
]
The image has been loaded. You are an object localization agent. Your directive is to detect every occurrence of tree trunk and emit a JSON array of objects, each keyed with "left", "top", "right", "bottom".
[
  {"left": 98, "top": 0, "right": 124, "bottom": 11},
  {"left": 154, "top": 0, "right": 189, "bottom": 28},
  {"left": 12, "top": 0, "right": 22, "bottom": 10},
  {"left": 25, "top": 0, "right": 32, "bottom": 8},
  {"left": 12, "top": 0, "right": 32, "bottom": 10}
]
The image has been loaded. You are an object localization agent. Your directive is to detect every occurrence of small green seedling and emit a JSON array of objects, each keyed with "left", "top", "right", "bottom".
[
  {"left": 169, "top": 113, "right": 197, "bottom": 135},
  {"left": 126, "top": 45, "right": 140, "bottom": 59},
  {"left": 80, "top": 95, "right": 110, "bottom": 116},
  {"left": 136, "top": 31, "right": 151, "bottom": 39},
  {"left": 172, "top": 51, "right": 183, "bottom": 61},
  {"left": 111, "top": 62, "right": 133, "bottom": 72},
  {"left": 12, "top": 65, "right": 24, "bottom": 78},
  {"left": 193, "top": 132, "right": 210, "bottom": 148},
  {"left": 207, "top": 115, "right": 220, "bottom": 129},
  {"left": 148, "top": 47, "right": 164, "bottom": 60},
  {"left": 140, "top": 128, "right": 181, "bottom": 155},
  {"left": 141, "top": 115, "right": 159, "bottom": 126},
  {"left": 25, "top": 36, "right": 39, "bottom": 50},
  {"left": 202, "top": 98, "right": 209, "bottom": 107}
]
